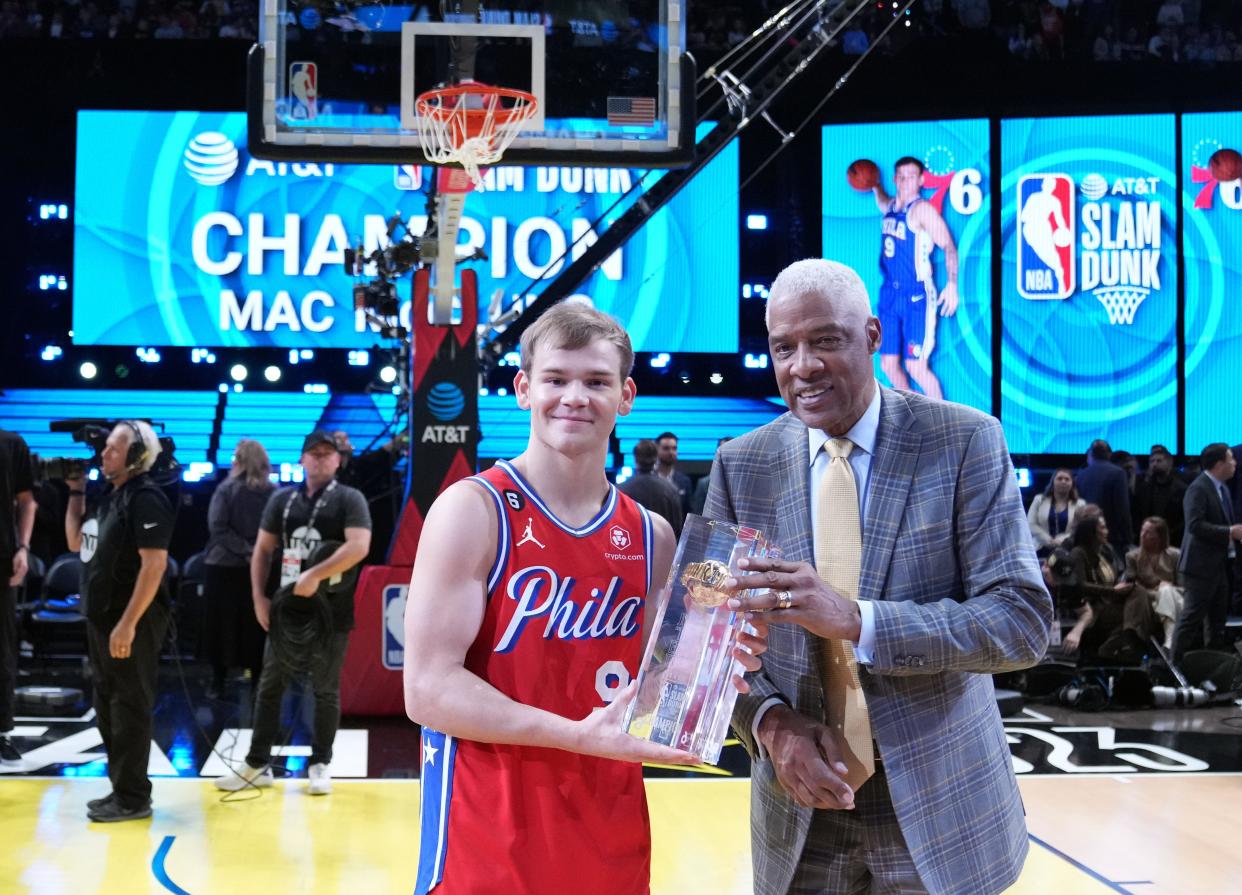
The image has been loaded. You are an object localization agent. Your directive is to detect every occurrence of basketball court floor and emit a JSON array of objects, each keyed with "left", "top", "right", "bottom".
[{"left": 1, "top": 670, "right": 1239, "bottom": 894}]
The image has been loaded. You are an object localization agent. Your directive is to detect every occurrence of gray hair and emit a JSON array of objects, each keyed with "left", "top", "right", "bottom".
[
  {"left": 766, "top": 259, "right": 871, "bottom": 327},
  {"left": 118, "top": 420, "right": 162, "bottom": 473}
]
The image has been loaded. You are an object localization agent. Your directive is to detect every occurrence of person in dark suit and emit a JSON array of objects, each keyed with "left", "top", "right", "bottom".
[
  {"left": 1075, "top": 439, "right": 1133, "bottom": 557},
  {"left": 1171, "top": 443, "right": 1242, "bottom": 668},
  {"left": 712, "top": 259, "right": 1051, "bottom": 895},
  {"left": 1132, "top": 444, "right": 1186, "bottom": 547},
  {"left": 618, "top": 438, "right": 684, "bottom": 537},
  {"left": 1230, "top": 442, "right": 1242, "bottom": 614}
]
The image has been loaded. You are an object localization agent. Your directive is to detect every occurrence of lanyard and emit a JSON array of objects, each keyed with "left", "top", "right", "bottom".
[{"left": 282, "top": 479, "right": 337, "bottom": 550}]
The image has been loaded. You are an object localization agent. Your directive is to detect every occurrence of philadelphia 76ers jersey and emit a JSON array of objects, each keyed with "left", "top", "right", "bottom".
[
  {"left": 881, "top": 197, "right": 934, "bottom": 289},
  {"left": 414, "top": 459, "right": 655, "bottom": 895}
]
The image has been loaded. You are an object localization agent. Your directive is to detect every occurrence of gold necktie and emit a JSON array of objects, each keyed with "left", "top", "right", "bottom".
[{"left": 815, "top": 437, "right": 874, "bottom": 791}]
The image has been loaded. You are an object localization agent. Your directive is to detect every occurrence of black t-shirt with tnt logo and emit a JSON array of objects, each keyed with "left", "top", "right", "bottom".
[
  {"left": 260, "top": 481, "right": 371, "bottom": 631},
  {"left": 80, "top": 476, "right": 176, "bottom": 627}
]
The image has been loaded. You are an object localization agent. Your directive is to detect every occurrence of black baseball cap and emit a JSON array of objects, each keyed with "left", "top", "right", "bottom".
[{"left": 301, "top": 430, "right": 340, "bottom": 454}]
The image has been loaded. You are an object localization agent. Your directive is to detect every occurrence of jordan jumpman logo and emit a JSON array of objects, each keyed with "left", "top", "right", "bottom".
[{"left": 516, "top": 517, "right": 545, "bottom": 549}]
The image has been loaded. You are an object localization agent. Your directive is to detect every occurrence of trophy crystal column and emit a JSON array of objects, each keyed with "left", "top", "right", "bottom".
[{"left": 623, "top": 514, "right": 781, "bottom": 765}]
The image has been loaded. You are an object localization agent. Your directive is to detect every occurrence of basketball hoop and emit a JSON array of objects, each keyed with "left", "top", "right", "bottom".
[
  {"left": 1095, "top": 288, "right": 1148, "bottom": 326},
  {"left": 415, "top": 82, "right": 538, "bottom": 189}
]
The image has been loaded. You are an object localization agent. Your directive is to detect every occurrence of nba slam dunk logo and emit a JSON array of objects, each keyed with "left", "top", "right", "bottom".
[{"left": 1018, "top": 172, "right": 1164, "bottom": 324}]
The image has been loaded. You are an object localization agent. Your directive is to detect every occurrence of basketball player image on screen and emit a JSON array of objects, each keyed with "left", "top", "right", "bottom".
[{"left": 860, "top": 156, "right": 960, "bottom": 400}]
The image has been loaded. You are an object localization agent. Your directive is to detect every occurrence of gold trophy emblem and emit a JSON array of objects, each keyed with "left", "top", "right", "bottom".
[{"left": 680, "top": 559, "right": 732, "bottom": 608}]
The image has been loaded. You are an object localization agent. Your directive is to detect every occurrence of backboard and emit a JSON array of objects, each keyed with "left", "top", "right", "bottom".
[{"left": 248, "top": 1, "right": 693, "bottom": 167}]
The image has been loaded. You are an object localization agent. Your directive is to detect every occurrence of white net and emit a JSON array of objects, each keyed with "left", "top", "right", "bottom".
[
  {"left": 415, "top": 84, "right": 538, "bottom": 188},
  {"left": 1094, "top": 288, "right": 1148, "bottom": 325}
]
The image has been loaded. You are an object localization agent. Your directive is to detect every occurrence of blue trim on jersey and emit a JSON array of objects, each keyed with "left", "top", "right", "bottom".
[
  {"left": 414, "top": 729, "right": 457, "bottom": 895},
  {"left": 469, "top": 475, "right": 511, "bottom": 595},
  {"left": 636, "top": 504, "right": 654, "bottom": 596},
  {"left": 495, "top": 459, "right": 618, "bottom": 538}
]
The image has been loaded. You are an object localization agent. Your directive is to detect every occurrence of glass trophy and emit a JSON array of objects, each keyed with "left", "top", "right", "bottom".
[{"left": 623, "top": 514, "right": 781, "bottom": 765}]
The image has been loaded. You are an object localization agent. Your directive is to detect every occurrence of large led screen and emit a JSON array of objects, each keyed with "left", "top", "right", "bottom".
[
  {"left": 1183, "top": 112, "right": 1242, "bottom": 454},
  {"left": 822, "top": 119, "right": 992, "bottom": 413},
  {"left": 1000, "top": 114, "right": 1178, "bottom": 454},
  {"left": 73, "top": 111, "right": 738, "bottom": 352}
]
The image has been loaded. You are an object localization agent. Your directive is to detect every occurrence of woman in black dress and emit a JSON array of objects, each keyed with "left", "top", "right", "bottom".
[{"left": 204, "top": 439, "right": 273, "bottom": 695}]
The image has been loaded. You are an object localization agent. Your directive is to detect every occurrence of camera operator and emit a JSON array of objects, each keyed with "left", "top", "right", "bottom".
[
  {"left": 65, "top": 421, "right": 174, "bottom": 823},
  {"left": 1, "top": 427, "right": 36, "bottom": 767},
  {"left": 215, "top": 430, "right": 371, "bottom": 796}
]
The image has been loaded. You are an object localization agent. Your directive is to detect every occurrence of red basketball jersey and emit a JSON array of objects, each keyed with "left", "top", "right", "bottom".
[{"left": 415, "top": 460, "right": 655, "bottom": 895}]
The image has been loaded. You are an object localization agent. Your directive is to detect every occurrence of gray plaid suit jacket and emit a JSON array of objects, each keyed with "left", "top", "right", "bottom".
[{"left": 705, "top": 387, "right": 1052, "bottom": 895}]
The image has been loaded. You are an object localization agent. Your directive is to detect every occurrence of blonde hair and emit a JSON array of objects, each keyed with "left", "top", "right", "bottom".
[
  {"left": 519, "top": 300, "right": 634, "bottom": 380},
  {"left": 230, "top": 438, "right": 273, "bottom": 490}
]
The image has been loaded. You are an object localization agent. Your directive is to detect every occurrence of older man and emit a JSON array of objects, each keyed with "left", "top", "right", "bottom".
[
  {"left": 65, "top": 421, "right": 174, "bottom": 822},
  {"left": 713, "top": 259, "right": 1051, "bottom": 895}
]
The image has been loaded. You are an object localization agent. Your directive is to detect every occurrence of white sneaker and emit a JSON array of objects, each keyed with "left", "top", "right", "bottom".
[
  {"left": 213, "top": 762, "right": 274, "bottom": 792},
  {"left": 307, "top": 763, "right": 332, "bottom": 795}
]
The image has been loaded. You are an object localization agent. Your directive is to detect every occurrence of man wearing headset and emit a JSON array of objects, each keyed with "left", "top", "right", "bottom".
[{"left": 65, "top": 420, "right": 174, "bottom": 823}]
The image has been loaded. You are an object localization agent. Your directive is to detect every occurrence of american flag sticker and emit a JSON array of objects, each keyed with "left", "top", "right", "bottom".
[{"left": 607, "top": 96, "right": 657, "bottom": 126}]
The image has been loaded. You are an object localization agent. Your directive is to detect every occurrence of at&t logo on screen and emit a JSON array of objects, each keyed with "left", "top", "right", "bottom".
[{"left": 183, "top": 132, "right": 239, "bottom": 186}]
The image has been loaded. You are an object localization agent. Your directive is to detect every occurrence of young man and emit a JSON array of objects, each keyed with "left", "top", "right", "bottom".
[
  {"left": 215, "top": 430, "right": 371, "bottom": 796},
  {"left": 404, "top": 302, "right": 765, "bottom": 894},
  {"left": 872, "top": 156, "right": 960, "bottom": 400}
]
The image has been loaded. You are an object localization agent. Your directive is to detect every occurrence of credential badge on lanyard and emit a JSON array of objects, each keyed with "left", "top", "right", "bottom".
[{"left": 280, "top": 480, "right": 337, "bottom": 587}]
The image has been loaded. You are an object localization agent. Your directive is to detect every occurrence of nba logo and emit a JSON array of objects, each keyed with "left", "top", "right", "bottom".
[
  {"left": 382, "top": 584, "right": 408, "bottom": 670},
  {"left": 394, "top": 165, "right": 423, "bottom": 190},
  {"left": 289, "top": 61, "right": 318, "bottom": 121},
  {"left": 1017, "top": 174, "right": 1075, "bottom": 300}
]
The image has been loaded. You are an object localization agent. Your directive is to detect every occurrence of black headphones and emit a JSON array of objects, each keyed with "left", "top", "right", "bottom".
[{"left": 120, "top": 419, "right": 148, "bottom": 471}]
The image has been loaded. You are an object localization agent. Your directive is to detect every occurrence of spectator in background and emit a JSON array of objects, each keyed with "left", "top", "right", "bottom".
[
  {"left": 1, "top": 428, "right": 36, "bottom": 767},
  {"left": 1093, "top": 24, "right": 1121, "bottom": 61},
  {"left": 1156, "top": 0, "right": 1186, "bottom": 28},
  {"left": 1171, "top": 443, "right": 1241, "bottom": 668},
  {"left": 654, "top": 432, "right": 692, "bottom": 514},
  {"left": 333, "top": 429, "right": 406, "bottom": 565},
  {"left": 203, "top": 439, "right": 273, "bottom": 698},
  {"left": 953, "top": 0, "right": 991, "bottom": 30},
  {"left": 1112, "top": 450, "right": 1140, "bottom": 498},
  {"left": 1027, "top": 468, "right": 1086, "bottom": 556},
  {"left": 1063, "top": 514, "right": 1133, "bottom": 658},
  {"left": 689, "top": 436, "right": 732, "bottom": 517},
  {"left": 1076, "top": 439, "right": 1133, "bottom": 557},
  {"left": 618, "top": 439, "right": 683, "bottom": 538},
  {"left": 1231, "top": 441, "right": 1242, "bottom": 613},
  {"left": 1125, "top": 516, "right": 1182, "bottom": 649},
  {"left": 1132, "top": 444, "right": 1186, "bottom": 547}
]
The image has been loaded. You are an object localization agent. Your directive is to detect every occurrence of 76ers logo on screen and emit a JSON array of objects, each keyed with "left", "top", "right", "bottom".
[
  {"left": 1017, "top": 174, "right": 1076, "bottom": 300},
  {"left": 288, "top": 61, "right": 318, "bottom": 121}
]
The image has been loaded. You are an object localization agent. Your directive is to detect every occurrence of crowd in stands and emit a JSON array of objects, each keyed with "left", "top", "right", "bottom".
[
  {"left": 994, "top": 0, "right": 1242, "bottom": 64},
  {"left": 1033, "top": 438, "right": 1242, "bottom": 675},
  {"left": 0, "top": 0, "right": 257, "bottom": 39},
  {"left": 6, "top": 0, "right": 1241, "bottom": 67}
]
